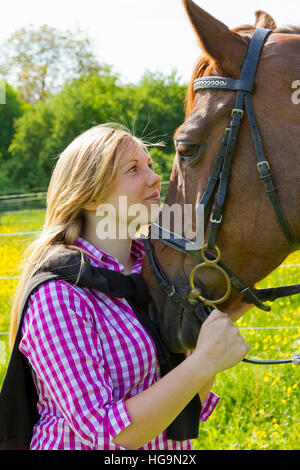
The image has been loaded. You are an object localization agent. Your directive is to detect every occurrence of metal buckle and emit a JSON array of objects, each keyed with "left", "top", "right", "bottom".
[
  {"left": 257, "top": 160, "right": 270, "bottom": 171},
  {"left": 210, "top": 213, "right": 223, "bottom": 224},
  {"left": 231, "top": 108, "right": 244, "bottom": 118},
  {"left": 168, "top": 285, "right": 176, "bottom": 297}
]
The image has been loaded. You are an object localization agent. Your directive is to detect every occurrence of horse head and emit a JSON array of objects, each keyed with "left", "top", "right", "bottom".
[{"left": 141, "top": 0, "right": 300, "bottom": 353}]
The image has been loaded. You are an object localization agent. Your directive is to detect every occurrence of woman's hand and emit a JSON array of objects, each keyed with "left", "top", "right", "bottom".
[
  {"left": 195, "top": 309, "right": 250, "bottom": 373},
  {"left": 113, "top": 308, "right": 250, "bottom": 449}
]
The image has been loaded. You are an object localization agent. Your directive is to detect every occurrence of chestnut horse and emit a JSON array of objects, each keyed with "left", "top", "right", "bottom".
[{"left": 141, "top": 0, "right": 300, "bottom": 354}]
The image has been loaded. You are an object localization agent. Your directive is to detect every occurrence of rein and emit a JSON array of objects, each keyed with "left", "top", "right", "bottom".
[{"left": 142, "top": 28, "right": 300, "bottom": 366}]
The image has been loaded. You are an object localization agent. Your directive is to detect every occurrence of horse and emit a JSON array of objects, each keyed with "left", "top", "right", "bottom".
[{"left": 141, "top": 0, "right": 300, "bottom": 356}]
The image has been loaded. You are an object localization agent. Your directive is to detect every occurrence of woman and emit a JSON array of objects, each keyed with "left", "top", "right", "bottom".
[{"left": 9, "top": 123, "right": 249, "bottom": 450}]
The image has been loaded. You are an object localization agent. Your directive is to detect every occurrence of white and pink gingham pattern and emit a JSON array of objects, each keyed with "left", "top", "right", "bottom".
[{"left": 19, "top": 236, "right": 219, "bottom": 450}]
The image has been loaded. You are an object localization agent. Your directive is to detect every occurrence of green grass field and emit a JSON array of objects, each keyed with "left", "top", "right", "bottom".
[{"left": 0, "top": 209, "right": 299, "bottom": 450}]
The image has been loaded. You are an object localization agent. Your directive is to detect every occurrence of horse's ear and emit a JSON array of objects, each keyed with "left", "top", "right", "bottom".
[
  {"left": 182, "top": 0, "right": 248, "bottom": 78},
  {"left": 254, "top": 10, "right": 277, "bottom": 30}
]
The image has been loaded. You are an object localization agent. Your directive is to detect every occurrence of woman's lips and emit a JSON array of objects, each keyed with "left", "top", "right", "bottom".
[{"left": 146, "top": 194, "right": 161, "bottom": 201}]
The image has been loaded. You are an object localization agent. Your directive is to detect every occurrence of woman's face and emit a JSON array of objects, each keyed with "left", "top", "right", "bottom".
[{"left": 98, "top": 140, "right": 162, "bottom": 234}]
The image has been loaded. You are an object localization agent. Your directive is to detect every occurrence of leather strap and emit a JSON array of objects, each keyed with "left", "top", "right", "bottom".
[
  {"left": 142, "top": 231, "right": 272, "bottom": 312},
  {"left": 239, "top": 28, "right": 272, "bottom": 82},
  {"left": 244, "top": 284, "right": 300, "bottom": 303},
  {"left": 244, "top": 93, "right": 300, "bottom": 250},
  {"left": 194, "top": 28, "right": 300, "bottom": 251},
  {"left": 193, "top": 77, "right": 254, "bottom": 93},
  {"left": 205, "top": 29, "right": 272, "bottom": 250}
]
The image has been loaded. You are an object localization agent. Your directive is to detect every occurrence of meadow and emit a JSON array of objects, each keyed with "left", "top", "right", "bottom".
[{"left": 0, "top": 209, "right": 299, "bottom": 450}]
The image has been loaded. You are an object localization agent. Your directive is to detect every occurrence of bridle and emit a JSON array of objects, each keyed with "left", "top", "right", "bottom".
[{"left": 142, "top": 28, "right": 300, "bottom": 366}]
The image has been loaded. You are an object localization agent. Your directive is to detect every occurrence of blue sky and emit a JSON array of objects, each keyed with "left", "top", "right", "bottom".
[{"left": 0, "top": 0, "right": 299, "bottom": 84}]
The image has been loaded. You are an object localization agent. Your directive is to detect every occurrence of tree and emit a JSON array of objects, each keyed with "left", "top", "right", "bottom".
[
  {"left": 6, "top": 70, "right": 127, "bottom": 190},
  {"left": 6, "top": 70, "right": 186, "bottom": 191},
  {"left": 130, "top": 70, "right": 187, "bottom": 155},
  {"left": 0, "top": 82, "right": 25, "bottom": 162},
  {"left": 0, "top": 25, "right": 102, "bottom": 103}
]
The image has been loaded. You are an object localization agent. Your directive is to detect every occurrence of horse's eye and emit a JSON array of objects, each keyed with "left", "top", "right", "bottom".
[{"left": 176, "top": 141, "right": 199, "bottom": 160}]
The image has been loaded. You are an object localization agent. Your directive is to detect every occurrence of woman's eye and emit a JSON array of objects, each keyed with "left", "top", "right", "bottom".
[
  {"left": 128, "top": 165, "right": 137, "bottom": 172},
  {"left": 128, "top": 163, "right": 153, "bottom": 172},
  {"left": 176, "top": 142, "right": 199, "bottom": 160}
]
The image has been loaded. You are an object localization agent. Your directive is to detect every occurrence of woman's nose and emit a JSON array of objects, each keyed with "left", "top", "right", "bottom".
[{"left": 148, "top": 168, "right": 162, "bottom": 187}]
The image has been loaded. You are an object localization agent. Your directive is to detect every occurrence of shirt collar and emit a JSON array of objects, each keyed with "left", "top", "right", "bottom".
[{"left": 74, "top": 236, "right": 145, "bottom": 273}]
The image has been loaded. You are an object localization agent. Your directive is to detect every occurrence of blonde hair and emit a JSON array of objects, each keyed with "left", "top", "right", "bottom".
[{"left": 9, "top": 123, "right": 152, "bottom": 349}]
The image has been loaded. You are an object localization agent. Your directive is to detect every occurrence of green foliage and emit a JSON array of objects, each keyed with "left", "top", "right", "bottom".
[
  {"left": 0, "top": 25, "right": 186, "bottom": 194},
  {"left": 0, "top": 83, "right": 26, "bottom": 194},
  {"left": 128, "top": 70, "right": 186, "bottom": 154},
  {"left": 3, "top": 70, "right": 185, "bottom": 192},
  {"left": 6, "top": 98, "right": 57, "bottom": 191},
  {"left": 193, "top": 254, "right": 300, "bottom": 450},
  {"left": 0, "top": 83, "right": 24, "bottom": 162},
  {"left": 149, "top": 147, "right": 174, "bottom": 183}
]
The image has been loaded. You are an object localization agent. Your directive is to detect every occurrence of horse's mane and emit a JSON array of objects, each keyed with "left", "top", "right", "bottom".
[{"left": 185, "top": 25, "right": 300, "bottom": 116}]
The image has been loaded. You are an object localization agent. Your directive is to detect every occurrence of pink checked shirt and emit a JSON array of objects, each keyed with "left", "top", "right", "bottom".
[{"left": 19, "top": 236, "right": 219, "bottom": 450}]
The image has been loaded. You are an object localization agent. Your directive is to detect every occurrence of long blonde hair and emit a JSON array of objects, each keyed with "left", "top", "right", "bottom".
[{"left": 9, "top": 123, "right": 151, "bottom": 349}]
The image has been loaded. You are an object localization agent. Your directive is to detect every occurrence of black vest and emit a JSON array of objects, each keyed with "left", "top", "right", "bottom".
[{"left": 0, "top": 251, "right": 201, "bottom": 449}]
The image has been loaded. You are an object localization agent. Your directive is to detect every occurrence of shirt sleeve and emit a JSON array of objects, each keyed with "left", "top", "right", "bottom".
[
  {"left": 19, "top": 279, "right": 132, "bottom": 450},
  {"left": 199, "top": 392, "right": 220, "bottom": 421}
]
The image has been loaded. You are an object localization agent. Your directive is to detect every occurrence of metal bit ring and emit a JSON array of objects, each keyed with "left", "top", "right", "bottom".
[{"left": 189, "top": 245, "right": 232, "bottom": 307}]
